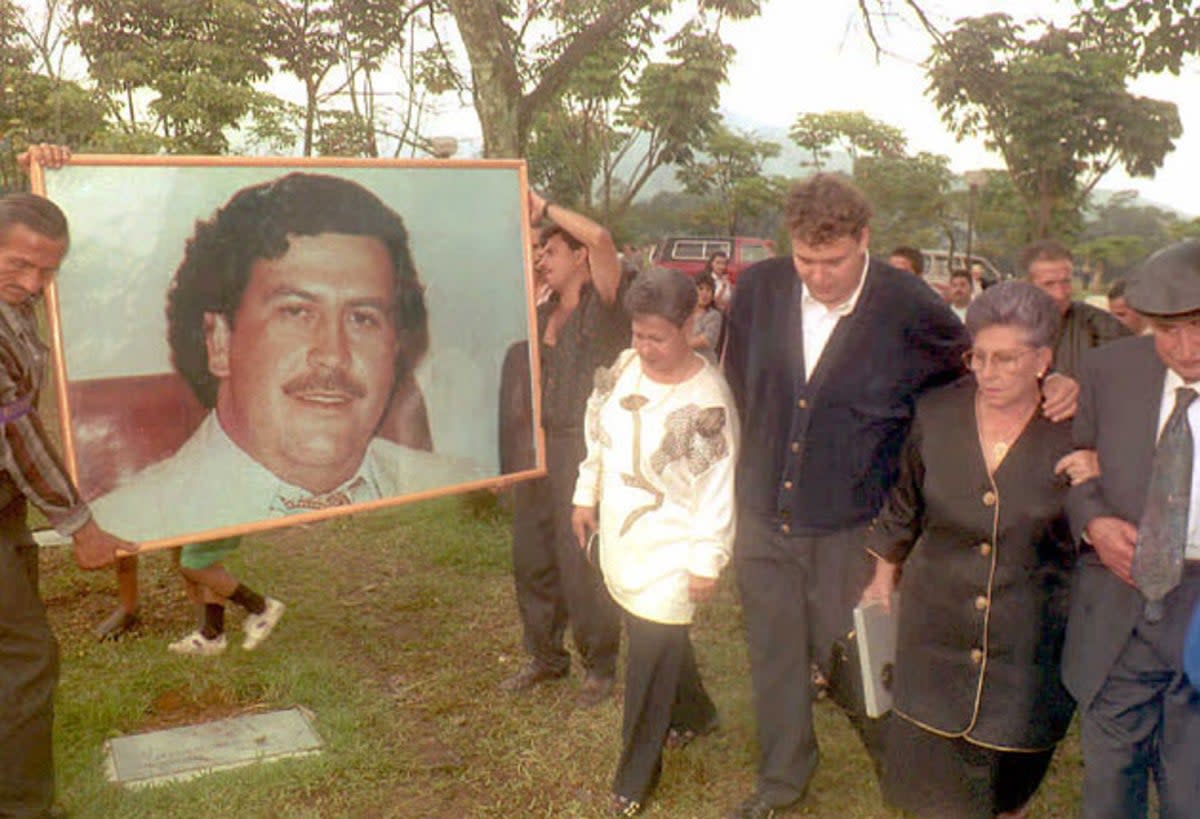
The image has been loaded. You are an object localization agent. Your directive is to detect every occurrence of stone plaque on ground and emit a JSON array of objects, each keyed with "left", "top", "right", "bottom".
[{"left": 104, "top": 707, "right": 323, "bottom": 788}]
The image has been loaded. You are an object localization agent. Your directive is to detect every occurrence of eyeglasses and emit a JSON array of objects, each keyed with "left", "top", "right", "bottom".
[{"left": 962, "top": 347, "right": 1037, "bottom": 373}]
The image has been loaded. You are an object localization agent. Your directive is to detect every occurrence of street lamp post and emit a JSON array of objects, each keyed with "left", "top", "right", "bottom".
[{"left": 963, "top": 170, "right": 989, "bottom": 270}]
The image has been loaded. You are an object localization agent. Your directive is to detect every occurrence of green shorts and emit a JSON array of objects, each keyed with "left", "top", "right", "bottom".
[{"left": 179, "top": 536, "right": 243, "bottom": 570}]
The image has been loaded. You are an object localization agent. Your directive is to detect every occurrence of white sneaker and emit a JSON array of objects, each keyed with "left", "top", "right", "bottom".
[
  {"left": 168, "top": 630, "right": 227, "bottom": 656},
  {"left": 242, "top": 598, "right": 285, "bottom": 650}
]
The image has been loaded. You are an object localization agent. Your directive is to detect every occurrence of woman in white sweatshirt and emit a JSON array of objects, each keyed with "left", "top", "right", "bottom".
[{"left": 572, "top": 267, "right": 739, "bottom": 816}]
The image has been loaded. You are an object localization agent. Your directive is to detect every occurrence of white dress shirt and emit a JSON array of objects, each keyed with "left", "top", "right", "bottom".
[
  {"left": 799, "top": 255, "right": 870, "bottom": 380},
  {"left": 1155, "top": 368, "right": 1200, "bottom": 560}
]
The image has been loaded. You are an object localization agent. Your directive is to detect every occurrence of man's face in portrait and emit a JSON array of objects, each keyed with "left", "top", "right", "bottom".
[
  {"left": 205, "top": 232, "right": 399, "bottom": 492},
  {"left": 0, "top": 224, "right": 67, "bottom": 305},
  {"left": 1027, "top": 258, "right": 1074, "bottom": 316},
  {"left": 791, "top": 228, "right": 869, "bottom": 308}
]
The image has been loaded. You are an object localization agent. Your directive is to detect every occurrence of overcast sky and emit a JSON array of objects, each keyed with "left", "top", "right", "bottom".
[{"left": 716, "top": 0, "right": 1200, "bottom": 216}]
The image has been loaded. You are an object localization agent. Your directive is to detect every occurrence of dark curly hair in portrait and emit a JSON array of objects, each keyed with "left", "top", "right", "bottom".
[{"left": 167, "top": 172, "right": 428, "bottom": 409}]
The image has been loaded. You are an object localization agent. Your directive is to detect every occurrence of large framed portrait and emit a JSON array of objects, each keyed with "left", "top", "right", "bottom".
[{"left": 35, "top": 157, "right": 542, "bottom": 550}]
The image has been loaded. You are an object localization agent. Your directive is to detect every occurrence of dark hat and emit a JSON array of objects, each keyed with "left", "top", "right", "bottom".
[{"left": 1126, "top": 239, "right": 1200, "bottom": 317}]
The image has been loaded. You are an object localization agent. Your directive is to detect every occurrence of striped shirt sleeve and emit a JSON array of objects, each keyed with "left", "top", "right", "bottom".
[{"left": 0, "top": 305, "right": 90, "bottom": 535}]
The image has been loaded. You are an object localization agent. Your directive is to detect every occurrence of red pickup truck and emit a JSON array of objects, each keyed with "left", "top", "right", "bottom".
[{"left": 651, "top": 235, "right": 775, "bottom": 283}]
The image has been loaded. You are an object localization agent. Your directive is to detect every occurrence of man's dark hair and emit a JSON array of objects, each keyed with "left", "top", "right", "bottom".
[
  {"left": 889, "top": 246, "right": 924, "bottom": 275},
  {"left": 784, "top": 173, "right": 872, "bottom": 246},
  {"left": 950, "top": 269, "right": 972, "bottom": 288},
  {"left": 539, "top": 222, "right": 584, "bottom": 251},
  {"left": 703, "top": 251, "right": 728, "bottom": 275},
  {"left": 1018, "top": 239, "right": 1073, "bottom": 275},
  {"left": 0, "top": 193, "right": 69, "bottom": 245},
  {"left": 695, "top": 272, "right": 716, "bottom": 292},
  {"left": 624, "top": 267, "right": 697, "bottom": 328},
  {"left": 167, "top": 172, "right": 427, "bottom": 409},
  {"left": 1107, "top": 279, "right": 1127, "bottom": 300}
]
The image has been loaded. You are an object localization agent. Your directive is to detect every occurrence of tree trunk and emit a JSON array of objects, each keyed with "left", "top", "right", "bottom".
[
  {"left": 445, "top": 0, "right": 522, "bottom": 158},
  {"left": 446, "top": 0, "right": 651, "bottom": 158}
]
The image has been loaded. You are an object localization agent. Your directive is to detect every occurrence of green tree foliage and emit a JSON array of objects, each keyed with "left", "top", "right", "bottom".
[
  {"left": 676, "top": 122, "right": 783, "bottom": 235},
  {"left": 527, "top": 16, "right": 733, "bottom": 223},
  {"left": 260, "top": 0, "right": 430, "bottom": 157},
  {"left": 967, "top": 170, "right": 1038, "bottom": 268},
  {"left": 1074, "top": 0, "right": 1200, "bottom": 74},
  {"left": 70, "top": 0, "right": 273, "bottom": 153},
  {"left": 789, "top": 110, "right": 906, "bottom": 171},
  {"left": 1077, "top": 191, "right": 1200, "bottom": 277},
  {"left": 854, "top": 151, "right": 954, "bottom": 254},
  {"left": 446, "top": 0, "right": 759, "bottom": 164},
  {"left": 1171, "top": 217, "right": 1200, "bottom": 241},
  {"left": 1075, "top": 234, "right": 1147, "bottom": 281},
  {"left": 927, "top": 13, "right": 1182, "bottom": 239},
  {"left": 0, "top": 0, "right": 109, "bottom": 187},
  {"left": 783, "top": 110, "right": 956, "bottom": 255}
]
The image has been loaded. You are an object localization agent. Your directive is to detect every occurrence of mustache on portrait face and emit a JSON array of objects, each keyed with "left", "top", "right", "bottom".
[{"left": 282, "top": 368, "right": 368, "bottom": 400}]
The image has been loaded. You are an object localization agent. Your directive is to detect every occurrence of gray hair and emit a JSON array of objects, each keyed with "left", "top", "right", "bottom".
[
  {"left": 623, "top": 267, "right": 697, "bottom": 327},
  {"left": 965, "top": 280, "right": 1060, "bottom": 348}
]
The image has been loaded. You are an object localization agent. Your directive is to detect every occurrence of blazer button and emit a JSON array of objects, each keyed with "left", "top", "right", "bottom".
[
  {"left": 797, "top": 398, "right": 808, "bottom": 409},
  {"left": 783, "top": 480, "right": 794, "bottom": 490},
  {"left": 790, "top": 441, "right": 801, "bottom": 454},
  {"left": 974, "top": 596, "right": 988, "bottom": 611},
  {"left": 979, "top": 542, "right": 992, "bottom": 557},
  {"left": 780, "top": 523, "right": 791, "bottom": 534},
  {"left": 982, "top": 491, "right": 996, "bottom": 507},
  {"left": 970, "top": 648, "right": 984, "bottom": 665}
]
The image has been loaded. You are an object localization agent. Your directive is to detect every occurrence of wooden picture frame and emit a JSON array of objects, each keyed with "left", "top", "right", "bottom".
[{"left": 34, "top": 156, "right": 544, "bottom": 550}]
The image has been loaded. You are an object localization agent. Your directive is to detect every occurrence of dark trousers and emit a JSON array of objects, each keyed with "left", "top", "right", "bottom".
[
  {"left": 882, "top": 717, "right": 1055, "bottom": 818},
  {"left": 1079, "top": 578, "right": 1200, "bottom": 819},
  {"left": 511, "top": 430, "right": 619, "bottom": 678},
  {"left": 612, "top": 611, "right": 717, "bottom": 803},
  {"left": 735, "top": 515, "right": 884, "bottom": 807},
  {"left": 0, "top": 498, "right": 58, "bottom": 818}
]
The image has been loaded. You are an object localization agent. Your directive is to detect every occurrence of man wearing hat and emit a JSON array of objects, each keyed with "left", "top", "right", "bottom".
[{"left": 1063, "top": 238, "right": 1200, "bottom": 819}]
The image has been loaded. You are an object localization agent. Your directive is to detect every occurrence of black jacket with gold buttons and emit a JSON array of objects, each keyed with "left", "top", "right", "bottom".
[{"left": 868, "top": 377, "right": 1076, "bottom": 751}]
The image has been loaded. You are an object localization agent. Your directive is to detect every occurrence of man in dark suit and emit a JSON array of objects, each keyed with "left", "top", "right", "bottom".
[
  {"left": 1064, "top": 239, "right": 1200, "bottom": 819},
  {"left": 721, "top": 174, "right": 970, "bottom": 818}
]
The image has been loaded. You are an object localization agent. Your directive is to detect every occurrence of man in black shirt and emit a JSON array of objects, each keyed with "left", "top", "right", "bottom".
[{"left": 501, "top": 192, "right": 629, "bottom": 708}]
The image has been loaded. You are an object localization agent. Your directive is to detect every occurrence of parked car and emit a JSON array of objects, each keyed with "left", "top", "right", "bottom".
[
  {"left": 920, "top": 250, "right": 1006, "bottom": 288},
  {"left": 652, "top": 235, "right": 775, "bottom": 282}
]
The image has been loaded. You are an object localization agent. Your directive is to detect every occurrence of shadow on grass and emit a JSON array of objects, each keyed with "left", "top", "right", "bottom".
[{"left": 43, "top": 495, "right": 1082, "bottom": 818}]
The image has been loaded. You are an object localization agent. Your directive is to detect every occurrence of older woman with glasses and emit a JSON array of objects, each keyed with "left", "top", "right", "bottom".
[
  {"left": 860, "top": 281, "right": 1096, "bottom": 819},
  {"left": 572, "top": 267, "right": 738, "bottom": 816}
]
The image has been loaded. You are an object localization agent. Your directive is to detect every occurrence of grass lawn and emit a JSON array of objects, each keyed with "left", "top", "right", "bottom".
[{"left": 40, "top": 494, "right": 1085, "bottom": 818}]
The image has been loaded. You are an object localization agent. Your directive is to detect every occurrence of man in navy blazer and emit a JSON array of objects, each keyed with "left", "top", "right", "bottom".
[
  {"left": 1064, "top": 239, "right": 1200, "bottom": 819},
  {"left": 721, "top": 175, "right": 971, "bottom": 818}
]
